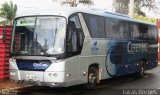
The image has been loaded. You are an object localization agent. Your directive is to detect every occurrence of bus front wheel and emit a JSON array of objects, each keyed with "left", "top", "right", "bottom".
[{"left": 86, "top": 66, "right": 98, "bottom": 89}]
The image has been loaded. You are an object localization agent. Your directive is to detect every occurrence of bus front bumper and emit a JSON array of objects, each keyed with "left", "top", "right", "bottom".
[
  {"left": 10, "top": 70, "right": 67, "bottom": 87},
  {"left": 11, "top": 79, "right": 67, "bottom": 87}
]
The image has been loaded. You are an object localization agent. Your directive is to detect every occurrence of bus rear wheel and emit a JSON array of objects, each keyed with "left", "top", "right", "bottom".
[{"left": 136, "top": 60, "right": 146, "bottom": 77}]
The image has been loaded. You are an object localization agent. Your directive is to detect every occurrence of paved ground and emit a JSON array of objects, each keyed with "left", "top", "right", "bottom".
[{"left": 0, "top": 65, "right": 160, "bottom": 95}]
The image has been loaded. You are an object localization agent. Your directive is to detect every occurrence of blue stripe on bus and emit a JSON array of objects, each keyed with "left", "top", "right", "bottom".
[{"left": 105, "top": 40, "right": 157, "bottom": 77}]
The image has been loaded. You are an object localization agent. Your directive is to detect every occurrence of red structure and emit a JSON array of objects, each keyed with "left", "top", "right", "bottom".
[
  {"left": 0, "top": 26, "right": 12, "bottom": 80},
  {"left": 157, "top": 19, "right": 160, "bottom": 61}
]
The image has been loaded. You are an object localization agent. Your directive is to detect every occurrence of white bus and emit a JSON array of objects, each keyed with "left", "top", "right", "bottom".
[{"left": 9, "top": 8, "right": 158, "bottom": 89}]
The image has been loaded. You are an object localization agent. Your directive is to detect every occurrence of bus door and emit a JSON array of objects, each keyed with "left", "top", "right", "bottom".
[{"left": 66, "top": 14, "right": 85, "bottom": 83}]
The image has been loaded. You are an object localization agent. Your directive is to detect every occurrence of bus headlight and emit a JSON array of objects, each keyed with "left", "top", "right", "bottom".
[
  {"left": 48, "top": 73, "right": 52, "bottom": 77},
  {"left": 48, "top": 73, "right": 57, "bottom": 77},
  {"left": 53, "top": 73, "right": 58, "bottom": 77}
]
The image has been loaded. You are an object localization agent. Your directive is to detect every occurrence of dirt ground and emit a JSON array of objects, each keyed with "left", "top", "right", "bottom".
[{"left": 0, "top": 80, "right": 24, "bottom": 90}]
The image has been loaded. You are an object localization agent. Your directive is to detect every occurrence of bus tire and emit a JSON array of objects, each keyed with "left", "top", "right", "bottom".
[
  {"left": 136, "top": 60, "right": 145, "bottom": 77},
  {"left": 86, "top": 66, "right": 98, "bottom": 89}
]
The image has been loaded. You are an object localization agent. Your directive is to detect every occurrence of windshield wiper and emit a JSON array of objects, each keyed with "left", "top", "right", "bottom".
[
  {"left": 32, "top": 38, "right": 50, "bottom": 57},
  {"left": 15, "top": 38, "right": 50, "bottom": 57}
]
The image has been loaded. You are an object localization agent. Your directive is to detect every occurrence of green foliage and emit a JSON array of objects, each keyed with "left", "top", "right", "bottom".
[
  {"left": 54, "top": 0, "right": 94, "bottom": 7},
  {"left": 113, "top": 0, "right": 129, "bottom": 15},
  {"left": 134, "top": 0, "right": 156, "bottom": 10},
  {"left": 114, "top": 0, "right": 156, "bottom": 16},
  {"left": 0, "top": 1, "right": 17, "bottom": 25},
  {"left": 134, "top": 0, "right": 156, "bottom": 16},
  {"left": 78, "top": 0, "right": 94, "bottom": 6}
]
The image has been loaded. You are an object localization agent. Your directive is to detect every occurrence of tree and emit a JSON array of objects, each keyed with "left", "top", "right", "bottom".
[
  {"left": 134, "top": 0, "right": 156, "bottom": 16},
  {"left": 113, "top": 0, "right": 156, "bottom": 16},
  {"left": 113, "top": 0, "right": 129, "bottom": 15},
  {"left": 0, "top": 1, "right": 17, "bottom": 25},
  {"left": 53, "top": 0, "right": 94, "bottom": 7}
]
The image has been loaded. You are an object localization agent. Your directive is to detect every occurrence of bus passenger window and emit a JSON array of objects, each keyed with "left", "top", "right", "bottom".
[
  {"left": 83, "top": 14, "right": 105, "bottom": 38},
  {"left": 148, "top": 26, "right": 157, "bottom": 40},
  {"left": 132, "top": 24, "right": 140, "bottom": 39}
]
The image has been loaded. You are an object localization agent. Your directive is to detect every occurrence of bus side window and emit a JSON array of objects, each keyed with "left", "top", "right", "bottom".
[
  {"left": 67, "top": 14, "right": 84, "bottom": 56},
  {"left": 148, "top": 26, "right": 157, "bottom": 40},
  {"left": 132, "top": 24, "right": 140, "bottom": 39}
]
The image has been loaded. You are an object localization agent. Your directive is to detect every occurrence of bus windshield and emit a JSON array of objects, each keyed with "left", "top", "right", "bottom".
[{"left": 11, "top": 16, "right": 66, "bottom": 56}]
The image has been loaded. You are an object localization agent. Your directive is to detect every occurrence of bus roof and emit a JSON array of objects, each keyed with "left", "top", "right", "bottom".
[{"left": 15, "top": 7, "right": 156, "bottom": 26}]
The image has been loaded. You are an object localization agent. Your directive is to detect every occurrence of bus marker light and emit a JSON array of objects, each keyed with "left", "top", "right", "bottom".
[
  {"left": 83, "top": 72, "right": 87, "bottom": 76},
  {"left": 126, "top": 65, "right": 128, "bottom": 68},
  {"left": 66, "top": 74, "right": 71, "bottom": 77}
]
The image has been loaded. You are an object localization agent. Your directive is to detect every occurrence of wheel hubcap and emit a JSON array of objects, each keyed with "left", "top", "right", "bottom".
[
  {"left": 141, "top": 67, "right": 144, "bottom": 74},
  {"left": 89, "top": 73, "right": 96, "bottom": 84}
]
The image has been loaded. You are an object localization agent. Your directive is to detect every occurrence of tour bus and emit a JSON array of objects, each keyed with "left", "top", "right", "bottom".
[{"left": 9, "top": 8, "right": 158, "bottom": 89}]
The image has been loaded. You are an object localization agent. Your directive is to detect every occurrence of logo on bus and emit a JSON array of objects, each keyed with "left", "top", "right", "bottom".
[
  {"left": 91, "top": 41, "right": 99, "bottom": 55},
  {"left": 33, "top": 61, "right": 50, "bottom": 67},
  {"left": 127, "top": 42, "right": 148, "bottom": 53}
]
